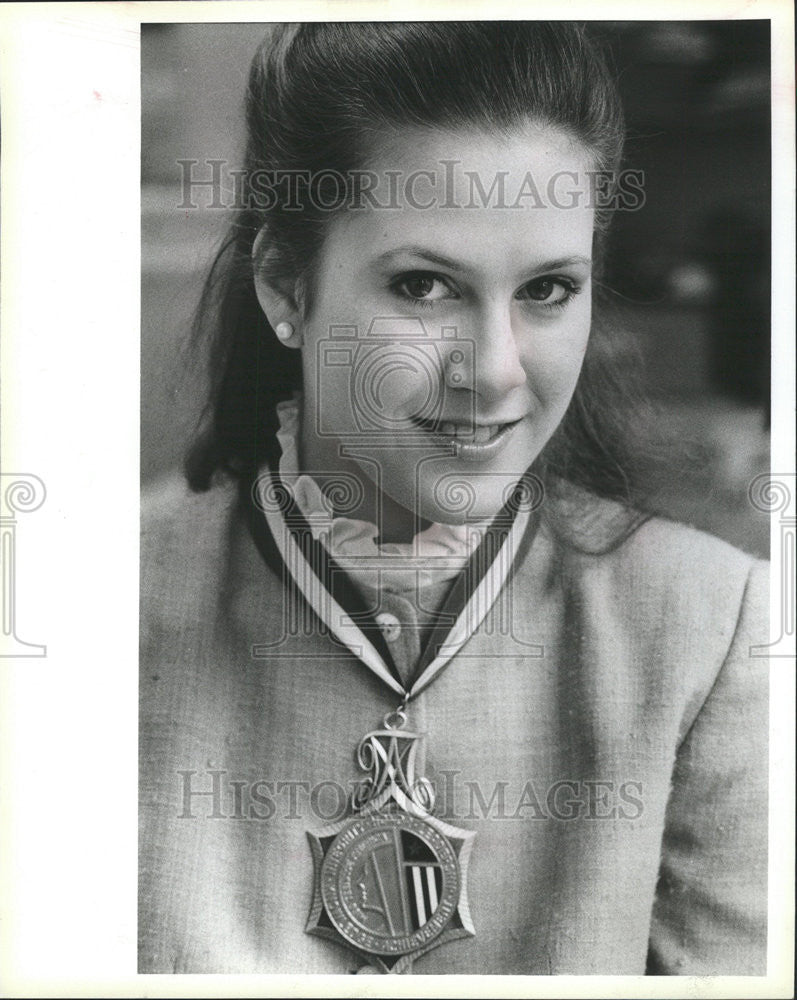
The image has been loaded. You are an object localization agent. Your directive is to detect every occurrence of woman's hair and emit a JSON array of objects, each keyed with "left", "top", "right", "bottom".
[{"left": 186, "top": 22, "right": 660, "bottom": 523}]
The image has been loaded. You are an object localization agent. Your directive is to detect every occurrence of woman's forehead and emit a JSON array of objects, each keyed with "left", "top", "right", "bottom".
[
  {"left": 362, "top": 122, "right": 597, "bottom": 193},
  {"left": 329, "top": 126, "right": 596, "bottom": 276}
]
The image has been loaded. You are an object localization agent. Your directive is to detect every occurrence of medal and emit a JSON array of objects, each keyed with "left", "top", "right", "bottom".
[
  {"left": 256, "top": 467, "right": 534, "bottom": 971},
  {"left": 306, "top": 708, "right": 475, "bottom": 973}
]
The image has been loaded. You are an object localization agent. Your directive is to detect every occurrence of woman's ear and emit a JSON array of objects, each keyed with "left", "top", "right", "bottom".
[{"left": 252, "top": 229, "right": 304, "bottom": 348}]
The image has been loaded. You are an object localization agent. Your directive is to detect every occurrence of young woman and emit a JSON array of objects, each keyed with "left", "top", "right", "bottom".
[{"left": 139, "top": 22, "right": 769, "bottom": 976}]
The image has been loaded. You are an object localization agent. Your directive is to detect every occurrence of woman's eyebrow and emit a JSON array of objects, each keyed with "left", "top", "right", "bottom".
[
  {"left": 375, "top": 246, "right": 592, "bottom": 272},
  {"left": 375, "top": 246, "right": 464, "bottom": 271},
  {"left": 529, "top": 255, "right": 593, "bottom": 272}
]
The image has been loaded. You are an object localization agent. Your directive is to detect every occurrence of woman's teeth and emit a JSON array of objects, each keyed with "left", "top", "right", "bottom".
[{"left": 437, "top": 422, "right": 500, "bottom": 442}]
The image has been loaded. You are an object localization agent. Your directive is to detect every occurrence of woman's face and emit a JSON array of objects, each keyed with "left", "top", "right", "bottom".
[{"left": 298, "top": 125, "right": 595, "bottom": 535}]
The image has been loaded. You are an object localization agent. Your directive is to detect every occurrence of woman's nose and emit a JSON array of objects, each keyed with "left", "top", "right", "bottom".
[{"left": 447, "top": 305, "right": 527, "bottom": 402}]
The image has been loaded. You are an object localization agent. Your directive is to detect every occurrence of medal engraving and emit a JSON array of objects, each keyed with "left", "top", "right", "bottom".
[
  {"left": 306, "top": 710, "right": 475, "bottom": 973},
  {"left": 322, "top": 812, "right": 459, "bottom": 954}
]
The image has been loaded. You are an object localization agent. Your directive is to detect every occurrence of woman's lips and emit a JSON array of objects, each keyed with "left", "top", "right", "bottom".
[{"left": 411, "top": 415, "right": 525, "bottom": 460}]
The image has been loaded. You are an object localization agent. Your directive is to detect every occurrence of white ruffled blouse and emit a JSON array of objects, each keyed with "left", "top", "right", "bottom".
[{"left": 274, "top": 396, "right": 488, "bottom": 596}]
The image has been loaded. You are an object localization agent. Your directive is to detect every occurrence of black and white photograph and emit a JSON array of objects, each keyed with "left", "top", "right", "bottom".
[
  {"left": 1, "top": 2, "right": 794, "bottom": 996},
  {"left": 140, "top": 17, "right": 774, "bottom": 976}
]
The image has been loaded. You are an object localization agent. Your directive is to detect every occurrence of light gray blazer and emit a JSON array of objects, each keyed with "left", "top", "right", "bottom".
[{"left": 139, "top": 473, "right": 768, "bottom": 975}]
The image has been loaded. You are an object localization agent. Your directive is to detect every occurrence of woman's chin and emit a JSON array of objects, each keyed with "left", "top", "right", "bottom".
[{"left": 413, "top": 491, "right": 508, "bottom": 528}]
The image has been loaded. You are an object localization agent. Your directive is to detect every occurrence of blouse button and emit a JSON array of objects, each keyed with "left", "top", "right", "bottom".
[{"left": 375, "top": 612, "right": 401, "bottom": 642}]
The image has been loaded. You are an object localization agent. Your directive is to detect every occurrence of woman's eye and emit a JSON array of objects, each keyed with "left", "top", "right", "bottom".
[
  {"left": 517, "top": 276, "right": 578, "bottom": 309},
  {"left": 393, "top": 272, "right": 456, "bottom": 303}
]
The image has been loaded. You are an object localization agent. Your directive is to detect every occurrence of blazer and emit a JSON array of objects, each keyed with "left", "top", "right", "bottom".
[{"left": 139, "top": 471, "right": 769, "bottom": 975}]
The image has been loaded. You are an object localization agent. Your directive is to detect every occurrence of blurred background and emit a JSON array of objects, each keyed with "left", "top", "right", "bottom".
[{"left": 142, "top": 21, "right": 771, "bottom": 557}]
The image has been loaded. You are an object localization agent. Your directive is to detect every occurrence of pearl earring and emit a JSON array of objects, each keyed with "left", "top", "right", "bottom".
[{"left": 275, "top": 321, "right": 294, "bottom": 343}]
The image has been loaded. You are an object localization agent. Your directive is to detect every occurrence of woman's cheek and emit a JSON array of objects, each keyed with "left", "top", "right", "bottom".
[
  {"left": 522, "top": 332, "right": 588, "bottom": 403},
  {"left": 359, "top": 349, "right": 439, "bottom": 428}
]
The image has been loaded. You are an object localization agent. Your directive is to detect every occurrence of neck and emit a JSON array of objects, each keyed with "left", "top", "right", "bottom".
[{"left": 299, "top": 415, "right": 428, "bottom": 545}]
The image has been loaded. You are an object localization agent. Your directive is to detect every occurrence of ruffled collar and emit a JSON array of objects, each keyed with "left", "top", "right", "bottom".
[{"left": 274, "top": 396, "right": 487, "bottom": 593}]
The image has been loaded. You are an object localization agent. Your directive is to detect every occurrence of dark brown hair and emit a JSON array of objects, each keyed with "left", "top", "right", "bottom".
[{"left": 186, "top": 22, "right": 656, "bottom": 522}]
